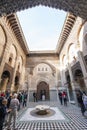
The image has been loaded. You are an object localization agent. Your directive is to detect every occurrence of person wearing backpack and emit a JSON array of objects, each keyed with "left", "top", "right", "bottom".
[{"left": 7, "top": 93, "right": 19, "bottom": 130}]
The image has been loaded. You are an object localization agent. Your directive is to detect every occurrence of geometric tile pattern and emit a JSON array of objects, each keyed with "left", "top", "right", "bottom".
[
  {"left": 3, "top": 101, "right": 87, "bottom": 130},
  {"left": 19, "top": 107, "right": 66, "bottom": 121}
]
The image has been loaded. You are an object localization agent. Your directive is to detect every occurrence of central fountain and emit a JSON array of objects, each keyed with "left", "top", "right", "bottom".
[{"left": 35, "top": 105, "right": 50, "bottom": 115}]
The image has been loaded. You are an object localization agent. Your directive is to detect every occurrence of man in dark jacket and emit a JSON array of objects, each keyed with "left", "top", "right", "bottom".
[
  {"left": 0, "top": 98, "right": 7, "bottom": 130},
  {"left": 58, "top": 91, "right": 63, "bottom": 105},
  {"left": 77, "top": 92, "right": 85, "bottom": 116}
]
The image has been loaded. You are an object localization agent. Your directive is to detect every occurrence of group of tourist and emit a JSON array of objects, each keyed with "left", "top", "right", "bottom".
[
  {"left": 0, "top": 89, "right": 87, "bottom": 130},
  {"left": 58, "top": 91, "right": 67, "bottom": 106},
  {"left": 33, "top": 92, "right": 46, "bottom": 102},
  {"left": 0, "top": 91, "right": 28, "bottom": 130},
  {"left": 58, "top": 90, "right": 87, "bottom": 116}
]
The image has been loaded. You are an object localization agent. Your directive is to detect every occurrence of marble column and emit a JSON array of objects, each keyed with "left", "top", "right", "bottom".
[
  {"left": 68, "top": 64, "right": 78, "bottom": 104},
  {"left": 27, "top": 74, "right": 32, "bottom": 104},
  {"left": 10, "top": 56, "right": 18, "bottom": 92},
  {"left": 77, "top": 51, "right": 87, "bottom": 89},
  {"left": 18, "top": 63, "right": 25, "bottom": 91}
]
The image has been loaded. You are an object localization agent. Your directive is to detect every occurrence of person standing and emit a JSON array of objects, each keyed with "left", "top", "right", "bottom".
[
  {"left": 42, "top": 94, "right": 45, "bottom": 101},
  {"left": 0, "top": 98, "right": 7, "bottom": 130},
  {"left": 82, "top": 92, "right": 87, "bottom": 110},
  {"left": 62, "top": 91, "right": 67, "bottom": 106},
  {"left": 77, "top": 92, "right": 85, "bottom": 116},
  {"left": 17, "top": 92, "right": 22, "bottom": 110},
  {"left": 7, "top": 93, "right": 12, "bottom": 109},
  {"left": 33, "top": 92, "right": 36, "bottom": 102},
  {"left": 23, "top": 92, "right": 27, "bottom": 107},
  {"left": 58, "top": 91, "right": 63, "bottom": 105},
  {"left": 7, "top": 93, "right": 19, "bottom": 130}
]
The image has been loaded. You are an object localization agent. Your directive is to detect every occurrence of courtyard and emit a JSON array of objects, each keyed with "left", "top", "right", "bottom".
[
  {"left": 4, "top": 101, "right": 87, "bottom": 130},
  {"left": 0, "top": 1, "right": 87, "bottom": 130}
]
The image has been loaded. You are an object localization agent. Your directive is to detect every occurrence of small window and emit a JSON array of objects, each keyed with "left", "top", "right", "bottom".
[
  {"left": 9, "top": 57, "right": 12, "bottom": 65},
  {"left": 45, "top": 68, "right": 47, "bottom": 71},
  {"left": 38, "top": 68, "right": 40, "bottom": 71},
  {"left": 42, "top": 68, "right": 44, "bottom": 71},
  {"left": 73, "top": 56, "right": 76, "bottom": 61},
  {"left": 17, "top": 64, "right": 20, "bottom": 71}
]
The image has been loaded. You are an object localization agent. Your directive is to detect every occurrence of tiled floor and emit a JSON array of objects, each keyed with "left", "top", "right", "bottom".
[
  {"left": 4, "top": 101, "right": 87, "bottom": 130},
  {"left": 19, "top": 107, "right": 66, "bottom": 121}
]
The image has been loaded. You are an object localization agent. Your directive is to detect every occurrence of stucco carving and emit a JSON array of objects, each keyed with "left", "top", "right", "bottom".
[
  {"left": 0, "top": 0, "right": 87, "bottom": 20},
  {"left": 0, "top": 25, "right": 6, "bottom": 45}
]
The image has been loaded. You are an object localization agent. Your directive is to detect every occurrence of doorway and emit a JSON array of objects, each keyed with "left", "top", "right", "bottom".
[
  {"left": 74, "top": 69, "right": 86, "bottom": 92},
  {"left": 37, "top": 81, "right": 49, "bottom": 101}
]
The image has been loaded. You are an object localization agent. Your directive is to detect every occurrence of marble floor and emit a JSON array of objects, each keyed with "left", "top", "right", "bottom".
[{"left": 19, "top": 107, "right": 66, "bottom": 121}]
